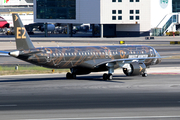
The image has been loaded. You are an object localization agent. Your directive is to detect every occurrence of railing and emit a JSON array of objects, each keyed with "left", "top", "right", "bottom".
[
  {"left": 161, "top": 15, "right": 178, "bottom": 34},
  {"left": 152, "top": 13, "right": 179, "bottom": 36}
]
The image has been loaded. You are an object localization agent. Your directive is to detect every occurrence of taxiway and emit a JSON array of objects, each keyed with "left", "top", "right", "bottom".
[{"left": 0, "top": 72, "right": 180, "bottom": 120}]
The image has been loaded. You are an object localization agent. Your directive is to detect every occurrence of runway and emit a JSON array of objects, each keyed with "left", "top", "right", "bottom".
[{"left": 1, "top": 73, "right": 180, "bottom": 120}]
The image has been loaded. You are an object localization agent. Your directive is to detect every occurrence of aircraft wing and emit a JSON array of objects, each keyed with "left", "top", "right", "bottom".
[{"left": 94, "top": 57, "right": 161, "bottom": 67}]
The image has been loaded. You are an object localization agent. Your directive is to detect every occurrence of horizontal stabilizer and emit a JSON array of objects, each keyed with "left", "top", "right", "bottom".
[
  {"left": 9, "top": 50, "right": 43, "bottom": 57},
  {"left": 0, "top": 51, "right": 9, "bottom": 56},
  {"left": 0, "top": 51, "right": 9, "bottom": 54}
]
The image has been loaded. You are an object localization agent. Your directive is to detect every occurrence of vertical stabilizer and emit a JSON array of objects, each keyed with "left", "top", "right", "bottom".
[{"left": 12, "top": 13, "right": 35, "bottom": 50}]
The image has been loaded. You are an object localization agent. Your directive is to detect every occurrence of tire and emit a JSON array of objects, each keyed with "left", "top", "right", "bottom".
[
  {"left": 72, "top": 73, "right": 76, "bottom": 79},
  {"left": 103, "top": 73, "right": 108, "bottom": 80},
  {"left": 108, "top": 74, "right": 113, "bottom": 80},
  {"left": 66, "top": 72, "right": 72, "bottom": 79},
  {"left": 142, "top": 73, "right": 148, "bottom": 77}
]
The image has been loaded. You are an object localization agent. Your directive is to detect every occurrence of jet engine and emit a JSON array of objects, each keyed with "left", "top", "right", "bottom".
[{"left": 123, "top": 62, "right": 146, "bottom": 76}]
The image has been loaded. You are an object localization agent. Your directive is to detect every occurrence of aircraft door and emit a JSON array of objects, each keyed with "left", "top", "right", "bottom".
[
  {"left": 104, "top": 50, "right": 112, "bottom": 58},
  {"left": 150, "top": 49, "right": 154, "bottom": 57},
  {"left": 46, "top": 51, "right": 52, "bottom": 62}
]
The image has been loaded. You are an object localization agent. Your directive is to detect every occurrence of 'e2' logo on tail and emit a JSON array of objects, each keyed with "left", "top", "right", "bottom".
[{"left": 17, "top": 27, "right": 26, "bottom": 39}]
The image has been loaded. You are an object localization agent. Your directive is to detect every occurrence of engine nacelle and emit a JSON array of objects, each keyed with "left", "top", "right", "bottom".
[{"left": 123, "top": 62, "right": 146, "bottom": 76}]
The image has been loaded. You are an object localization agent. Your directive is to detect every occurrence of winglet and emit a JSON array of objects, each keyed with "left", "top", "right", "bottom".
[{"left": 12, "top": 13, "right": 35, "bottom": 50}]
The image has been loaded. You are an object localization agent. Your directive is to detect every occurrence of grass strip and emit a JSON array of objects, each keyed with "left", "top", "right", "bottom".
[{"left": 0, "top": 65, "right": 69, "bottom": 75}]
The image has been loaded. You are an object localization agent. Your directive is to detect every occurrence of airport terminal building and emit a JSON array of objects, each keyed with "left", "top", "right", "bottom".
[{"left": 34, "top": 0, "right": 176, "bottom": 37}]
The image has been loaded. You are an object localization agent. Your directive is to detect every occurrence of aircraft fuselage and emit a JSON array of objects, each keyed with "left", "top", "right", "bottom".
[{"left": 16, "top": 45, "right": 161, "bottom": 72}]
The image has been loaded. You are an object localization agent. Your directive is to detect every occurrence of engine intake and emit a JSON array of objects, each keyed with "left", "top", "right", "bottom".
[{"left": 123, "top": 62, "right": 146, "bottom": 76}]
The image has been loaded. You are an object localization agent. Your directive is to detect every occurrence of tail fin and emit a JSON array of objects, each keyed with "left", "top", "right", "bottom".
[{"left": 12, "top": 13, "right": 35, "bottom": 50}]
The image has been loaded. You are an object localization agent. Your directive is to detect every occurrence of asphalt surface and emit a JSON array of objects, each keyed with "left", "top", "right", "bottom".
[
  {"left": 1, "top": 36, "right": 180, "bottom": 120},
  {"left": 1, "top": 73, "right": 180, "bottom": 120}
]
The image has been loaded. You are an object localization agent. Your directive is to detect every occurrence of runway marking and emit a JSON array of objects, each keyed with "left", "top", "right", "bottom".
[
  {"left": 0, "top": 104, "right": 17, "bottom": 107},
  {"left": 25, "top": 116, "right": 180, "bottom": 120}
]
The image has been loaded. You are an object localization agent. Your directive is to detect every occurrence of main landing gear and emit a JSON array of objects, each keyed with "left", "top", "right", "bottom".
[
  {"left": 103, "top": 63, "right": 115, "bottom": 81},
  {"left": 66, "top": 72, "right": 76, "bottom": 79},
  {"left": 103, "top": 73, "right": 113, "bottom": 80}
]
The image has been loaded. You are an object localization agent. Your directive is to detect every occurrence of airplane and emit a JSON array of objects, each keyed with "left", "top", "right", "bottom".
[
  {"left": 0, "top": 13, "right": 162, "bottom": 80},
  {"left": 0, "top": 16, "right": 9, "bottom": 28}
]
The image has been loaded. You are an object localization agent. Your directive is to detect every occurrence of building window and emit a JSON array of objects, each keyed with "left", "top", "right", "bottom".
[
  {"left": 136, "top": 0, "right": 140, "bottom": 2},
  {"left": 136, "top": 16, "right": 140, "bottom": 20},
  {"left": 118, "top": 16, "right": 122, "bottom": 20},
  {"left": 173, "top": 0, "right": 180, "bottom": 12},
  {"left": 136, "top": 10, "right": 139, "bottom": 14},
  {"left": 112, "top": 16, "right": 116, "bottom": 20},
  {"left": 130, "top": 0, "right": 134, "bottom": 2},
  {"left": 130, "top": 16, "right": 134, "bottom": 20},
  {"left": 118, "top": 0, "right": 122, "bottom": 2},
  {"left": 36, "top": 0, "right": 76, "bottom": 19},
  {"left": 112, "top": 10, "right": 116, "bottom": 14},
  {"left": 130, "top": 10, "right": 134, "bottom": 14},
  {"left": 112, "top": 0, "right": 116, "bottom": 2},
  {"left": 118, "top": 10, "right": 122, "bottom": 14}
]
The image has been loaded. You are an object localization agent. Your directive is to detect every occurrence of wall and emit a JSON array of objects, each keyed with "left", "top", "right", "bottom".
[
  {"left": 34, "top": 0, "right": 100, "bottom": 24},
  {"left": 151, "top": 0, "right": 172, "bottom": 28},
  {"left": 101, "top": 0, "right": 151, "bottom": 36},
  {"left": 115, "top": 24, "right": 148, "bottom": 37}
]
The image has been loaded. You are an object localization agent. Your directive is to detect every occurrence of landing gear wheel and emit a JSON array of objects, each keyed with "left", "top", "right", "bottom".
[
  {"left": 142, "top": 73, "right": 148, "bottom": 77},
  {"left": 66, "top": 72, "right": 76, "bottom": 79},
  {"left": 107, "top": 74, "right": 113, "bottom": 80},
  {"left": 72, "top": 73, "right": 76, "bottom": 79},
  {"left": 66, "top": 72, "right": 72, "bottom": 79},
  {"left": 103, "top": 73, "right": 108, "bottom": 80},
  {"left": 103, "top": 73, "right": 113, "bottom": 80}
]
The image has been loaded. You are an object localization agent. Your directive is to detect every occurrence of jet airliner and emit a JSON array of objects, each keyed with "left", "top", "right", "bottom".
[{"left": 0, "top": 13, "right": 161, "bottom": 80}]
